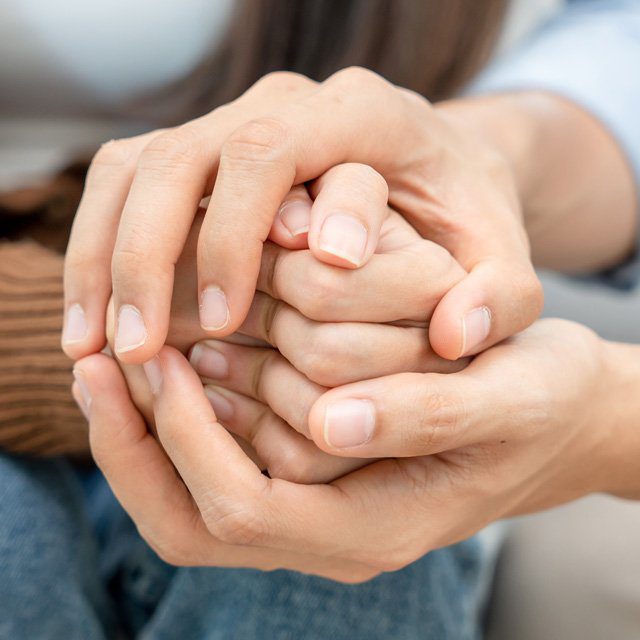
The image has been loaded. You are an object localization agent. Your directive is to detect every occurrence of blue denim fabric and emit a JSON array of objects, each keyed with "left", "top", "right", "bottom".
[{"left": 0, "top": 453, "right": 497, "bottom": 640}]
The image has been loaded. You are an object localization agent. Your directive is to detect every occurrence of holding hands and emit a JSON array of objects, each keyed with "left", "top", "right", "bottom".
[{"left": 64, "top": 69, "right": 638, "bottom": 583}]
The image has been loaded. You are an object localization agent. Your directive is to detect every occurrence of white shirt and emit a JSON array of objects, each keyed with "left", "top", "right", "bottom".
[{"left": 0, "top": 0, "right": 559, "bottom": 190}]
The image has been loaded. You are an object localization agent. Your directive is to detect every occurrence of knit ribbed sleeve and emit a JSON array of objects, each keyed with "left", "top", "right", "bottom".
[{"left": 0, "top": 240, "right": 89, "bottom": 456}]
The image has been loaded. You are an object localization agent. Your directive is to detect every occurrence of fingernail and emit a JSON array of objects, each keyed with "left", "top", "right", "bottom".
[
  {"left": 63, "top": 304, "right": 88, "bottom": 344},
  {"left": 190, "top": 343, "right": 229, "bottom": 379},
  {"left": 143, "top": 356, "right": 163, "bottom": 395},
  {"left": 461, "top": 306, "right": 491, "bottom": 357},
  {"left": 204, "top": 386, "right": 234, "bottom": 421},
  {"left": 323, "top": 399, "right": 375, "bottom": 449},
  {"left": 72, "top": 369, "right": 92, "bottom": 416},
  {"left": 199, "top": 286, "right": 230, "bottom": 331},
  {"left": 279, "top": 200, "right": 311, "bottom": 236},
  {"left": 318, "top": 213, "right": 367, "bottom": 267},
  {"left": 318, "top": 214, "right": 368, "bottom": 266},
  {"left": 115, "top": 305, "right": 147, "bottom": 354}
]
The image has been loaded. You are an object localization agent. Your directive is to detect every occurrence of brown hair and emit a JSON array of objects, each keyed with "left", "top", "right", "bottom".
[
  {"left": 157, "top": 0, "right": 509, "bottom": 123},
  {"left": 2, "top": 0, "right": 508, "bottom": 247}
]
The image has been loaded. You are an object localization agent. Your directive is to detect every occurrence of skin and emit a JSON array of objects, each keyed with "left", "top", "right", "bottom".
[
  {"left": 65, "top": 71, "right": 638, "bottom": 582},
  {"left": 99, "top": 207, "right": 469, "bottom": 484},
  {"left": 62, "top": 68, "right": 546, "bottom": 365},
  {"left": 74, "top": 320, "right": 640, "bottom": 583}
]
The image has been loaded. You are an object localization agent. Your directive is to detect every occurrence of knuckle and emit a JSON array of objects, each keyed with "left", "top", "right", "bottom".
[
  {"left": 201, "top": 495, "right": 267, "bottom": 546},
  {"left": 267, "top": 444, "right": 316, "bottom": 484},
  {"left": 64, "top": 246, "right": 98, "bottom": 274},
  {"left": 328, "top": 66, "right": 386, "bottom": 92},
  {"left": 298, "top": 324, "right": 347, "bottom": 386},
  {"left": 250, "top": 350, "right": 279, "bottom": 403},
  {"left": 327, "top": 163, "right": 389, "bottom": 205},
  {"left": 137, "top": 127, "right": 202, "bottom": 175},
  {"left": 252, "top": 71, "right": 314, "bottom": 94},
  {"left": 90, "top": 138, "right": 137, "bottom": 173},
  {"left": 405, "top": 384, "right": 466, "bottom": 453},
  {"left": 297, "top": 267, "right": 344, "bottom": 320},
  {"left": 222, "top": 118, "right": 291, "bottom": 168},
  {"left": 259, "top": 295, "right": 282, "bottom": 344},
  {"left": 111, "top": 245, "right": 151, "bottom": 282}
]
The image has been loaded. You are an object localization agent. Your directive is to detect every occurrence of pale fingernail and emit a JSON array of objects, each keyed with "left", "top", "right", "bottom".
[
  {"left": 318, "top": 214, "right": 368, "bottom": 266},
  {"left": 143, "top": 356, "right": 163, "bottom": 395},
  {"left": 199, "top": 286, "right": 230, "bottom": 331},
  {"left": 63, "top": 304, "right": 88, "bottom": 344},
  {"left": 190, "top": 343, "right": 229, "bottom": 379},
  {"left": 204, "top": 386, "right": 234, "bottom": 422},
  {"left": 279, "top": 200, "right": 311, "bottom": 236},
  {"left": 461, "top": 306, "right": 491, "bottom": 357},
  {"left": 323, "top": 399, "right": 375, "bottom": 449},
  {"left": 115, "top": 305, "right": 147, "bottom": 354},
  {"left": 72, "top": 369, "right": 92, "bottom": 416}
]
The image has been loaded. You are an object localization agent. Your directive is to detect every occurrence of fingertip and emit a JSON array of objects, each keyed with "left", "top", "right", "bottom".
[
  {"left": 61, "top": 303, "right": 108, "bottom": 360},
  {"left": 275, "top": 199, "right": 311, "bottom": 240},
  {"left": 309, "top": 213, "right": 372, "bottom": 269}
]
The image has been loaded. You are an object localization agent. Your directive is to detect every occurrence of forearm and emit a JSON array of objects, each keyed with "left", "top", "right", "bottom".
[
  {"left": 600, "top": 338, "right": 640, "bottom": 500},
  {"left": 439, "top": 91, "right": 637, "bottom": 273}
]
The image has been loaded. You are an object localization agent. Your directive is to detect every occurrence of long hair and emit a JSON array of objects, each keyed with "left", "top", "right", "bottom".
[
  {"left": 156, "top": 0, "right": 508, "bottom": 122},
  {"left": 2, "top": 0, "right": 509, "bottom": 247}
]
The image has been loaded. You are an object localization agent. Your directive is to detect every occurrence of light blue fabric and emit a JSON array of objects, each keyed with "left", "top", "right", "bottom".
[
  {"left": 0, "top": 454, "right": 494, "bottom": 639},
  {"left": 470, "top": 0, "right": 640, "bottom": 288}
]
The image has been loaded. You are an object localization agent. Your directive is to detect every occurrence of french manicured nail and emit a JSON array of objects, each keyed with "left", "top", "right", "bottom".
[
  {"left": 324, "top": 399, "right": 375, "bottom": 449},
  {"left": 279, "top": 200, "right": 311, "bottom": 236},
  {"left": 143, "top": 356, "right": 163, "bottom": 395},
  {"left": 190, "top": 343, "right": 229, "bottom": 379},
  {"left": 115, "top": 305, "right": 147, "bottom": 353},
  {"left": 63, "top": 304, "right": 88, "bottom": 344},
  {"left": 199, "top": 286, "right": 230, "bottom": 331},
  {"left": 318, "top": 214, "right": 368, "bottom": 266},
  {"left": 461, "top": 306, "right": 491, "bottom": 357},
  {"left": 72, "top": 369, "right": 91, "bottom": 416},
  {"left": 204, "top": 386, "right": 234, "bottom": 422}
]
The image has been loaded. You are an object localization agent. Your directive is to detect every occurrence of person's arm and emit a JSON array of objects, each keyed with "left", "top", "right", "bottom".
[
  {"left": 460, "top": 0, "right": 640, "bottom": 275},
  {"left": 601, "top": 339, "right": 640, "bottom": 500},
  {"left": 0, "top": 241, "right": 88, "bottom": 456}
]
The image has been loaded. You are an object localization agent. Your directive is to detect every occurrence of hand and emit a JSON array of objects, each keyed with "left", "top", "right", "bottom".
[
  {"left": 63, "top": 68, "right": 542, "bottom": 366},
  {"left": 76, "top": 319, "right": 623, "bottom": 581},
  {"left": 109, "top": 207, "right": 468, "bottom": 483}
]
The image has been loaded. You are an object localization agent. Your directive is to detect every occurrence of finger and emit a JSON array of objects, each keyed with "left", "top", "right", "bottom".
[
  {"left": 257, "top": 240, "right": 466, "bottom": 323},
  {"left": 189, "top": 340, "right": 319, "bottom": 437},
  {"left": 110, "top": 124, "right": 223, "bottom": 363},
  {"left": 308, "top": 367, "right": 498, "bottom": 457},
  {"left": 306, "top": 163, "right": 389, "bottom": 269},
  {"left": 144, "top": 345, "right": 411, "bottom": 565},
  {"left": 74, "top": 353, "right": 213, "bottom": 563},
  {"left": 195, "top": 70, "right": 407, "bottom": 338},
  {"left": 237, "top": 292, "right": 466, "bottom": 386},
  {"left": 79, "top": 352, "right": 377, "bottom": 580},
  {"left": 429, "top": 255, "right": 543, "bottom": 359},
  {"left": 417, "top": 196, "right": 543, "bottom": 359},
  {"left": 203, "top": 384, "right": 368, "bottom": 484},
  {"left": 62, "top": 132, "right": 159, "bottom": 359},
  {"left": 268, "top": 184, "right": 312, "bottom": 249}
]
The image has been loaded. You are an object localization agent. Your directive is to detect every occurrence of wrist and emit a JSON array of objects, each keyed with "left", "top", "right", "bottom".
[
  {"left": 436, "top": 92, "right": 636, "bottom": 272},
  {"left": 598, "top": 339, "right": 640, "bottom": 500}
]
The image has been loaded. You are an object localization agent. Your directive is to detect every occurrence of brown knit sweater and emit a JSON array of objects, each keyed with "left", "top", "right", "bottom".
[{"left": 0, "top": 164, "right": 90, "bottom": 456}]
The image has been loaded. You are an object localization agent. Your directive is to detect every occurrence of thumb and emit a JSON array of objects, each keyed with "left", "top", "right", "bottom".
[{"left": 429, "top": 256, "right": 543, "bottom": 360}]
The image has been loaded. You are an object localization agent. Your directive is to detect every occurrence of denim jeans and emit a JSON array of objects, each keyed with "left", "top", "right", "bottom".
[{"left": 0, "top": 453, "right": 500, "bottom": 639}]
